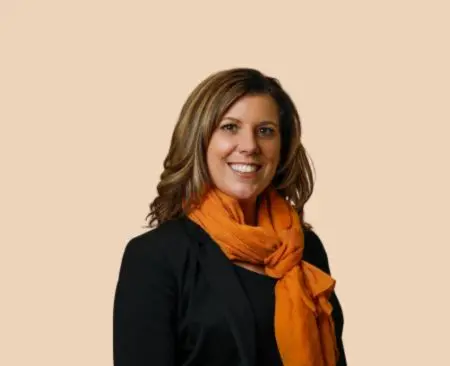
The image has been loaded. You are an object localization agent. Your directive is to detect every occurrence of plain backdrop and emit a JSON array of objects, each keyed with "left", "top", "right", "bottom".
[{"left": 1, "top": 1, "right": 449, "bottom": 365}]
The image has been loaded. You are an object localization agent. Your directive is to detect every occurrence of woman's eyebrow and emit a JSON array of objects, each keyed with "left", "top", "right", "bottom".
[
  {"left": 221, "top": 116, "right": 241, "bottom": 122},
  {"left": 221, "top": 117, "right": 278, "bottom": 125},
  {"left": 259, "top": 120, "right": 279, "bottom": 126}
]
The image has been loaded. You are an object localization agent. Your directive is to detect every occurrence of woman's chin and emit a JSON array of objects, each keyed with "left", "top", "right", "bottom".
[{"left": 220, "top": 186, "right": 262, "bottom": 202}]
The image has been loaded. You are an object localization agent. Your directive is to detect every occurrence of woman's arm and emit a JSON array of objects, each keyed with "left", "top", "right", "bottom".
[
  {"left": 113, "top": 234, "right": 177, "bottom": 366},
  {"left": 304, "top": 230, "right": 348, "bottom": 366}
]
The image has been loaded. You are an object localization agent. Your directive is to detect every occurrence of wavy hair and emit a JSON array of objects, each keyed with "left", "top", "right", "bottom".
[{"left": 145, "top": 68, "right": 315, "bottom": 229}]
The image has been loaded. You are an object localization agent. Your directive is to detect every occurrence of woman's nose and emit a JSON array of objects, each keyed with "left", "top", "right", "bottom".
[{"left": 237, "top": 129, "right": 259, "bottom": 154}]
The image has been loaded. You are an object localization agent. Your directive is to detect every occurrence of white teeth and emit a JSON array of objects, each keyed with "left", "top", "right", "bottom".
[{"left": 229, "top": 164, "right": 259, "bottom": 173}]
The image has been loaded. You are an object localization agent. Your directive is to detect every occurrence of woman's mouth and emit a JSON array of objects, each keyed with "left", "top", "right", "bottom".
[{"left": 228, "top": 163, "right": 262, "bottom": 176}]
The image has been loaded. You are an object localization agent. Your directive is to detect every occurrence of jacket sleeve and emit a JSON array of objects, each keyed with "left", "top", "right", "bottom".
[
  {"left": 304, "top": 230, "right": 348, "bottom": 366},
  {"left": 113, "top": 235, "right": 177, "bottom": 366}
]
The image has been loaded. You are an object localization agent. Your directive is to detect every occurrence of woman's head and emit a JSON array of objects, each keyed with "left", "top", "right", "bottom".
[
  {"left": 146, "top": 67, "right": 314, "bottom": 227},
  {"left": 207, "top": 93, "right": 281, "bottom": 205}
]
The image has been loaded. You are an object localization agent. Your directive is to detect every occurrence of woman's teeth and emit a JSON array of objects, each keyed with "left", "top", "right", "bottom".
[{"left": 229, "top": 164, "right": 260, "bottom": 173}]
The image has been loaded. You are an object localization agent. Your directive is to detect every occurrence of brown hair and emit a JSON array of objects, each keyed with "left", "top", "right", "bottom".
[{"left": 145, "top": 68, "right": 315, "bottom": 229}]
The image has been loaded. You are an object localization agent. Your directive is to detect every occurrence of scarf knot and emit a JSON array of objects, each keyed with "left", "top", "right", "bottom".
[
  {"left": 188, "top": 188, "right": 338, "bottom": 366},
  {"left": 264, "top": 228, "right": 303, "bottom": 278}
]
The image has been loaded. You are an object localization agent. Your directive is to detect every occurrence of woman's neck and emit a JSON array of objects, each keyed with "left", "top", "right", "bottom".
[{"left": 239, "top": 197, "right": 259, "bottom": 226}]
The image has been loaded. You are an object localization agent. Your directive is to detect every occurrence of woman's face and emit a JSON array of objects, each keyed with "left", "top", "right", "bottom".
[{"left": 206, "top": 94, "right": 281, "bottom": 203}]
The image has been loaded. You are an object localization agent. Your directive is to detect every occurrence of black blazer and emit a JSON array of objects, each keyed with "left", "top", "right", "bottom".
[{"left": 113, "top": 216, "right": 347, "bottom": 366}]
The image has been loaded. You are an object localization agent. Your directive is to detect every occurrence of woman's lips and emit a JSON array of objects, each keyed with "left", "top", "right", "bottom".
[{"left": 227, "top": 163, "right": 262, "bottom": 178}]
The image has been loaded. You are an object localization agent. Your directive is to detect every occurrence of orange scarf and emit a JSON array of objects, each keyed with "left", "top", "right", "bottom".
[{"left": 188, "top": 187, "right": 338, "bottom": 366}]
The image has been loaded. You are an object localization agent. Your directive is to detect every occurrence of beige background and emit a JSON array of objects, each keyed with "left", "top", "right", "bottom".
[{"left": 1, "top": 1, "right": 449, "bottom": 365}]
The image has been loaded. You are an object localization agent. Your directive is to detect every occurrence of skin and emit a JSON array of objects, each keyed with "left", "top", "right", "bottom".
[{"left": 206, "top": 94, "right": 281, "bottom": 274}]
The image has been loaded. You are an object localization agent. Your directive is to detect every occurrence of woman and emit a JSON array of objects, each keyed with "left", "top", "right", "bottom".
[{"left": 113, "top": 68, "right": 347, "bottom": 366}]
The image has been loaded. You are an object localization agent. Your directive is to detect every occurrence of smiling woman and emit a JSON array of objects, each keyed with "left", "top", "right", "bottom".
[{"left": 113, "top": 68, "right": 347, "bottom": 366}]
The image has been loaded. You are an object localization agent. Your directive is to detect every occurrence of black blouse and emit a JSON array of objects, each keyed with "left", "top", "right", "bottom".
[{"left": 233, "top": 265, "right": 282, "bottom": 366}]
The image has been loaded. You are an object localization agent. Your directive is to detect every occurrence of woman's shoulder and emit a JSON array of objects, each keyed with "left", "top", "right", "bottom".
[
  {"left": 120, "top": 217, "right": 195, "bottom": 271},
  {"left": 302, "top": 227, "right": 331, "bottom": 274},
  {"left": 130, "top": 217, "right": 190, "bottom": 246}
]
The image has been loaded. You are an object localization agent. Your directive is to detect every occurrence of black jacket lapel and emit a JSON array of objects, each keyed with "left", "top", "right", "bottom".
[{"left": 182, "top": 217, "right": 256, "bottom": 366}]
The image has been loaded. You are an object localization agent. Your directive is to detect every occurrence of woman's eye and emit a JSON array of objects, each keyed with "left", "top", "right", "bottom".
[
  {"left": 220, "top": 123, "right": 238, "bottom": 132},
  {"left": 258, "top": 126, "right": 275, "bottom": 136}
]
